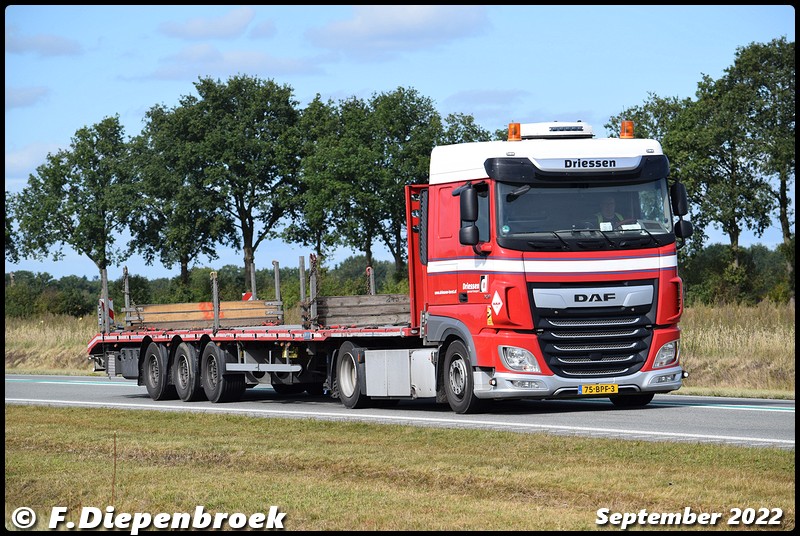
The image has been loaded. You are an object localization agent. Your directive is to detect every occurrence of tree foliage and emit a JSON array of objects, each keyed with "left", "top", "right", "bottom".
[
  {"left": 5, "top": 192, "right": 18, "bottom": 263},
  {"left": 192, "top": 75, "right": 302, "bottom": 293},
  {"left": 128, "top": 99, "right": 236, "bottom": 286},
  {"left": 12, "top": 115, "right": 134, "bottom": 275},
  {"left": 280, "top": 94, "right": 343, "bottom": 265}
]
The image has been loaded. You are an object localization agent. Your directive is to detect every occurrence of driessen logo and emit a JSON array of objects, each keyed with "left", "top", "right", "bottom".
[{"left": 564, "top": 159, "right": 617, "bottom": 168}]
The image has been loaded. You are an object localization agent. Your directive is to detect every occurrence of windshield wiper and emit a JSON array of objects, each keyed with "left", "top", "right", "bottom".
[
  {"left": 567, "top": 225, "right": 617, "bottom": 248},
  {"left": 618, "top": 224, "right": 661, "bottom": 246},
  {"left": 506, "top": 184, "right": 531, "bottom": 201},
  {"left": 527, "top": 231, "right": 570, "bottom": 250}
]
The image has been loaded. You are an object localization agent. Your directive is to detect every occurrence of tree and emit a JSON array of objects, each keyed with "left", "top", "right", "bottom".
[
  {"left": 128, "top": 99, "right": 235, "bottom": 287},
  {"left": 440, "top": 112, "right": 492, "bottom": 145},
  {"left": 312, "top": 95, "right": 384, "bottom": 267},
  {"left": 281, "top": 94, "right": 343, "bottom": 265},
  {"left": 5, "top": 191, "right": 18, "bottom": 263},
  {"left": 12, "top": 115, "right": 134, "bottom": 327},
  {"left": 369, "top": 87, "right": 442, "bottom": 276},
  {"left": 724, "top": 37, "right": 795, "bottom": 300},
  {"left": 193, "top": 75, "right": 302, "bottom": 295},
  {"left": 674, "top": 76, "right": 775, "bottom": 257}
]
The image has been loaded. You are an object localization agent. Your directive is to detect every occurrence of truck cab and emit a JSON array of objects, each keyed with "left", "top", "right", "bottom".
[{"left": 407, "top": 121, "right": 693, "bottom": 413}]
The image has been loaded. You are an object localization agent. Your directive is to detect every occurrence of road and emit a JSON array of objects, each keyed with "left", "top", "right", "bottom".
[{"left": 5, "top": 374, "right": 794, "bottom": 450}]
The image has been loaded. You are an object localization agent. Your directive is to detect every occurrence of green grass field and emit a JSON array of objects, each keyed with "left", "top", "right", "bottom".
[{"left": 5, "top": 405, "right": 795, "bottom": 531}]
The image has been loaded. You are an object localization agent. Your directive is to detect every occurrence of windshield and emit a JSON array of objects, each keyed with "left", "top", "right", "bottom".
[{"left": 495, "top": 179, "right": 673, "bottom": 251}]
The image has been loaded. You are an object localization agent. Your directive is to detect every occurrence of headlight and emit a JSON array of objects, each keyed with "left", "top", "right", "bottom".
[
  {"left": 653, "top": 340, "right": 679, "bottom": 369},
  {"left": 499, "top": 346, "right": 540, "bottom": 373}
]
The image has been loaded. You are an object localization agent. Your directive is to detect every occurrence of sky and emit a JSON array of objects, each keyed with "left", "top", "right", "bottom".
[{"left": 5, "top": 5, "right": 796, "bottom": 282}]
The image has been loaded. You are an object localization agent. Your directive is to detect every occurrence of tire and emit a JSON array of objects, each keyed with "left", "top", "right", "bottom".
[
  {"left": 336, "top": 341, "right": 369, "bottom": 409},
  {"left": 142, "top": 342, "right": 177, "bottom": 401},
  {"left": 443, "top": 340, "right": 485, "bottom": 414},
  {"left": 609, "top": 393, "right": 655, "bottom": 408},
  {"left": 201, "top": 343, "right": 245, "bottom": 403},
  {"left": 172, "top": 342, "right": 205, "bottom": 402}
]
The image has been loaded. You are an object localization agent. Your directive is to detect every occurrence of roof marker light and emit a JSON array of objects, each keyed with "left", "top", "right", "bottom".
[
  {"left": 508, "top": 122, "right": 521, "bottom": 141},
  {"left": 620, "top": 120, "right": 635, "bottom": 139}
]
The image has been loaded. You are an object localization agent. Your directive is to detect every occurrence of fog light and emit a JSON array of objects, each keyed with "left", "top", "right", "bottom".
[
  {"left": 650, "top": 373, "right": 680, "bottom": 385},
  {"left": 510, "top": 379, "right": 546, "bottom": 390}
]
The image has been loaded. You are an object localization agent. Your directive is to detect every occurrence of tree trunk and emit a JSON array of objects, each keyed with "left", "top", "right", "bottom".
[
  {"left": 243, "top": 244, "right": 255, "bottom": 294},
  {"left": 100, "top": 267, "right": 110, "bottom": 334},
  {"left": 180, "top": 256, "right": 190, "bottom": 287}
]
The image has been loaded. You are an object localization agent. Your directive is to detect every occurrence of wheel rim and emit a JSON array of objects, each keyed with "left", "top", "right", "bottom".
[
  {"left": 147, "top": 354, "right": 160, "bottom": 386},
  {"left": 206, "top": 354, "right": 218, "bottom": 390},
  {"left": 448, "top": 354, "right": 468, "bottom": 398},
  {"left": 339, "top": 353, "right": 357, "bottom": 398},
  {"left": 177, "top": 355, "right": 190, "bottom": 390}
]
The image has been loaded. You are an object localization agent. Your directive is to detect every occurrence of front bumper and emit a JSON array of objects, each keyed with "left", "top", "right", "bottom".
[{"left": 472, "top": 365, "right": 684, "bottom": 400}]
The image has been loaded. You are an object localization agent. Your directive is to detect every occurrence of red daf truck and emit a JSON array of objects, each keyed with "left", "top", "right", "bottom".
[{"left": 88, "top": 120, "right": 693, "bottom": 414}]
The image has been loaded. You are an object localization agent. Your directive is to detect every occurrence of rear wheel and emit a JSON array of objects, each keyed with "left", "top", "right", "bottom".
[
  {"left": 443, "top": 340, "right": 485, "bottom": 414},
  {"left": 143, "top": 342, "right": 177, "bottom": 401},
  {"left": 173, "top": 342, "right": 205, "bottom": 402},
  {"left": 336, "top": 341, "right": 369, "bottom": 409},
  {"left": 201, "top": 344, "right": 245, "bottom": 403},
  {"left": 609, "top": 393, "right": 655, "bottom": 408}
]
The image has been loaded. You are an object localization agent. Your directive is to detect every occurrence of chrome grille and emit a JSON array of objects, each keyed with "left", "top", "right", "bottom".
[{"left": 531, "top": 282, "right": 657, "bottom": 379}]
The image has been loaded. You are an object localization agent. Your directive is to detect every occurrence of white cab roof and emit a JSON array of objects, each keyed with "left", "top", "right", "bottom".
[{"left": 429, "top": 137, "right": 664, "bottom": 185}]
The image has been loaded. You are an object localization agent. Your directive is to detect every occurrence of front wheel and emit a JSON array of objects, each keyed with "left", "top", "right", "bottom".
[
  {"left": 609, "top": 393, "right": 655, "bottom": 408},
  {"left": 443, "top": 340, "right": 485, "bottom": 414},
  {"left": 336, "top": 341, "right": 369, "bottom": 409}
]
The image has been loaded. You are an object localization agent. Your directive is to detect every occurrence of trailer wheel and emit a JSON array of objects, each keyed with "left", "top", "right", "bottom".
[
  {"left": 609, "top": 393, "right": 655, "bottom": 408},
  {"left": 443, "top": 340, "right": 485, "bottom": 414},
  {"left": 173, "top": 342, "right": 205, "bottom": 402},
  {"left": 201, "top": 344, "right": 245, "bottom": 403},
  {"left": 143, "top": 342, "right": 177, "bottom": 401},
  {"left": 336, "top": 341, "right": 369, "bottom": 409}
]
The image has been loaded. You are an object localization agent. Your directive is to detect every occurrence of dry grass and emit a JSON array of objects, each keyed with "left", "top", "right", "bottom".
[
  {"left": 4, "top": 303, "right": 796, "bottom": 397},
  {"left": 679, "top": 302, "right": 795, "bottom": 395},
  {"left": 4, "top": 405, "right": 795, "bottom": 531},
  {"left": 4, "top": 314, "right": 98, "bottom": 373}
]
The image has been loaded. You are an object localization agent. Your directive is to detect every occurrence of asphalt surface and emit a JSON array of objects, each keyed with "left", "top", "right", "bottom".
[{"left": 4, "top": 374, "right": 795, "bottom": 450}]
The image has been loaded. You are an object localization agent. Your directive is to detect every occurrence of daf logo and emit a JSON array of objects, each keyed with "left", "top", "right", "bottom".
[{"left": 574, "top": 293, "right": 616, "bottom": 302}]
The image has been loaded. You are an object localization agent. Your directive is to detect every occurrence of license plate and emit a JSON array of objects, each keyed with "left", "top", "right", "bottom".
[{"left": 578, "top": 383, "right": 618, "bottom": 395}]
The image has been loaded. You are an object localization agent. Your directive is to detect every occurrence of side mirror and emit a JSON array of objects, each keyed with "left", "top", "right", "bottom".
[
  {"left": 459, "top": 225, "right": 479, "bottom": 246},
  {"left": 670, "top": 182, "right": 689, "bottom": 217},
  {"left": 460, "top": 186, "right": 478, "bottom": 223},
  {"left": 674, "top": 219, "right": 693, "bottom": 240}
]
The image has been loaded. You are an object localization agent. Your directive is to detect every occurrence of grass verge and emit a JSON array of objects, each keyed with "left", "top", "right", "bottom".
[{"left": 4, "top": 405, "right": 795, "bottom": 531}]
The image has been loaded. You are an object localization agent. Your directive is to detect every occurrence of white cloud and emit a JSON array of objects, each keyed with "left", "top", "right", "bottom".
[
  {"left": 4, "top": 24, "right": 83, "bottom": 56},
  {"left": 147, "top": 44, "right": 323, "bottom": 81},
  {"left": 249, "top": 20, "right": 277, "bottom": 39},
  {"left": 4, "top": 142, "right": 63, "bottom": 192},
  {"left": 159, "top": 7, "right": 256, "bottom": 40},
  {"left": 307, "top": 5, "right": 488, "bottom": 60},
  {"left": 5, "top": 86, "right": 50, "bottom": 109}
]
